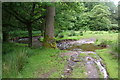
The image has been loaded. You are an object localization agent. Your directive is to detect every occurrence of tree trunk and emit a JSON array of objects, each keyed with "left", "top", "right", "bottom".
[
  {"left": 27, "top": 24, "right": 32, "bottom": 47},
  {"left": 2, "top": 31, "right": 9, "bottom": 42},
  {"left": 43, "top": 6, "right": 57, "bottom": 48}
]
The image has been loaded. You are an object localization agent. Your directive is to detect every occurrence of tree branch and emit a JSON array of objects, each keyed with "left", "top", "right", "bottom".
[
  {"left": 30, "top": 2, "right": 36, "bottom": 17},
  {"left": 31, "top": 16, "right": 45, "bottom": 23},
  {"left": 4, "top": 5, "right": 27, "bottom": 24}
]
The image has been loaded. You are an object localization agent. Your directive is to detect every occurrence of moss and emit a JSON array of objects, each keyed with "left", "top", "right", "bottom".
[
  {"left": 79, "top": 53, "right": 87, "bottom": 57},
  {"left": 43, "top": 35, "right": 57, "bottom": 48},
  {"left": 67, "top": 44, "right": 100, "bottom": 51}
]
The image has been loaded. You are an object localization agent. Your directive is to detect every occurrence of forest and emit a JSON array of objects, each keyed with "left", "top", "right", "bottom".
[{"left": 2, "top": 1, "right": 119, "bottom": 79}]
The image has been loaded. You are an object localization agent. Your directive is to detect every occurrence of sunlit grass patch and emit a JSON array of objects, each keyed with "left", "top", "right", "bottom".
[{"left": 55, "top": 31, "right": 118, "bottom": 42}]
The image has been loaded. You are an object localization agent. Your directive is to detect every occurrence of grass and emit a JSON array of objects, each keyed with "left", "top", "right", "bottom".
[
  {"left": 96, "top": 49, "right": 118, "bottom": 78},
  {"left": 18, "top": 48, "right": 66, "bottom": 78},
  {"left": 88, "top": 53, "right": 99, "bottom": 60},
  {"left": 79, "top": 53, "right": 87, "bottom": 57},
  {"left": 71, "top": 65, "right": 87, "bottom": 78},
  {"left": 55, "top": 31, "right": 118, "bottom": 42},
  {"left": 9, "top": 31, "right": 41, "bottom": 39},
  {"left": 2, "top": 42, "right": 67, "bottom": 78},
  {"left": 2, "top": 42, "right": 34, "bottom": 78},
  {"left": 109, "top": 41, "right": 119, "bottom": 57},
  {"left": 70, "top": 60, "right": 87, "bottom": 78}
]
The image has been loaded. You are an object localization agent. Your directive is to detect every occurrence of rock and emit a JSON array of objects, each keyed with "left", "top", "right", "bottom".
[
  {"left": 70, "top": 54, "right": 80, "bottom": 62},
  {"left": 65, "top": 68, "right": 71, "bottom": 73},
  {"left": 67, "top": 60, "right": 76, "bottom": 68},
  {"left": 73, "top": 59, "right": 80, "bottom": 62}
]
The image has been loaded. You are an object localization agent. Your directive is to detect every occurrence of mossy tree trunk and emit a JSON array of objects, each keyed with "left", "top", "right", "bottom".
[{"left": 43, "top": 6, "right": 57, "bottom": 48}]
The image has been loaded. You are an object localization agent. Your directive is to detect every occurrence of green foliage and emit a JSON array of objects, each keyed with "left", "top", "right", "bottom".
[
  {"left": 55, "top": 2, "right": 87, "bottom": 31},
  {"left": 2, "top": 2, "right": 46, "bottom": 40},
  {"left": 88, "top": 4, "right": 111, "bottom": 31},
  {"left": 55, "top": 2, "right": 113, "bottom": 32}
]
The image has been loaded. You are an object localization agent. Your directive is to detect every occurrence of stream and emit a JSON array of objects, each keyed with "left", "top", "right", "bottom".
[{"left": 58, "top": 38, "right": 109, "bottom": 78}]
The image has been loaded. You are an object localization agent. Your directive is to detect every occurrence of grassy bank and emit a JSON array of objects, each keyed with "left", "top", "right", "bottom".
[{"left": 96, "top": 49, "right": 118, "bottom": 78}]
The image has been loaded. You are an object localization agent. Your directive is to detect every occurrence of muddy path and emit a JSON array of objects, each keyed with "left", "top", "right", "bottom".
[{"left": 58, "top": 38, "right": 109, "bottom": 78}]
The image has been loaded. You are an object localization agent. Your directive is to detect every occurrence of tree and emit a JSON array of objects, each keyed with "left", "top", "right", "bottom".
[
  {"left": 89, "top": 4, "right": 111, "bottom": 30},
  {"left": 104, "top": 1, "right": 118, "bottom": 24},
  {"left": 3, "top": 2, "right": 45, "bottom": 47},
  {"left": 55, "top": 2, "right": 86, "bottom": 31},
  {"left": 43, "top": 6, "right": 56, "bottom": 48}
]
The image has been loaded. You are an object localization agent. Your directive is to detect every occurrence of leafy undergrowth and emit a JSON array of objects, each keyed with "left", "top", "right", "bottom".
[
  {"left": 96, "top": 49, "right": 118, "bottom": 78},
  {"left": 2, "top": 42, "right": 67, "bottom": 78}
]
